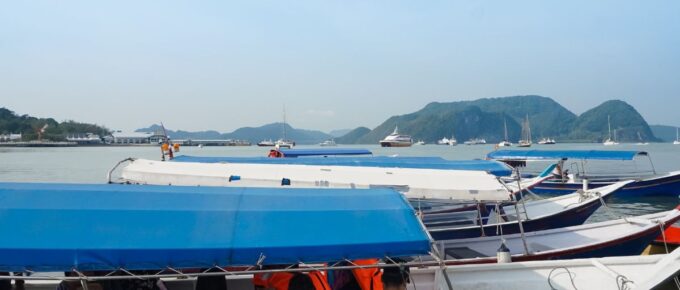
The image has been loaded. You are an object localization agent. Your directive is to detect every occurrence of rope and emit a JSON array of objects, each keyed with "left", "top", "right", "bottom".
[
  {"left": 615, "top": 275, "right": 634, "bottom": 290},
  {"left": 597, "top": 193, "right": 626, "bottom": 222},
  {"left": 547, "top": 267, "right": 578, "bottom": 290}
]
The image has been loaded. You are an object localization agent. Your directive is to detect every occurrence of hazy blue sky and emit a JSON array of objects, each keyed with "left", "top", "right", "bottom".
[{"left": 2, "top": 1, "right": 679, "bottom": 132}]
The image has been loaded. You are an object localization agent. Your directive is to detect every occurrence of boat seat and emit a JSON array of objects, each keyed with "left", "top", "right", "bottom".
[
  {"left": 444, "top": 247, "right": 487, "bottom": 259},
  {"left": 529, "top": 242, "right": 553, "bottom": 252}
]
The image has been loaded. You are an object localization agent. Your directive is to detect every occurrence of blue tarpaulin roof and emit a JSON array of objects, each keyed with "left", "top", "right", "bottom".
[
  {"left": 172, "top": 155, "right": 513, "bottom": 176},
  {"left": 0, "top": 183, "right": 430, "bottom": 272},
  {"left": 487, "top": 150, "right": 648, "bottom": 161},
  {"left": 276, "top": 148, "right": 373, "bottom": 157}
]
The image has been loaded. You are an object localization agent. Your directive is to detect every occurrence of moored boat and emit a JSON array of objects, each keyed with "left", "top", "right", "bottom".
[
  {"left": 425, "top": 180, "right": 631, "bottom": 240},
  {"left": 517, "top": 114, "right": 532, "bottom": 147},
  {"left": 410, "top": 247, "right": 680, "bottom": 290},
  {"left": 537, "top": 137, "right": 555, "bottom": 145},
  {"left": 319, "top": 139, "right": 337, "bottom": 146},
  {"left": 464, "top": 138, "right": 486, "bottom": 145},
  {"left": 498, "top": 118, "right": 512, "bottom": 147},
  {"left": 257, "top": 139, "right": 275, "bottom": 146},
  {"left": 488, "top": 149, "right": 680, "bottom": 197},
  {"left": 379, "top": 126, "right": 413, "bottom": 147},
  {"left": 0, "top": 182, "right": 431, "bottom": 272},
  {"left": 118, "top": 158, "right": 534, "bottom": 201},
  {"left": 603, "top": 115, "right": 619, "bottom": 146},
  {"left": 433, "top": 207, "right": 680, "bottom": 264}
]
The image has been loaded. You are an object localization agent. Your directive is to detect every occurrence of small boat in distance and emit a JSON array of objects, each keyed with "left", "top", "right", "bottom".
[
  {"left": 379, "top": 126, "right": 413, "bottom": 147},
  {"left": 414, "top": 140, "right": 425, "bottom": 145},
  {"left": 674, "top": 127, "right": 680, "bottom": 145},
  {"left": 257, "top": 139, "right": 275, "bottom": 147},
  {"left": 517, "top": 114, "right": 532, "bottom": 147},
  {"left": 636, "top": 131, "right": 649, "bottom": 146},
  {"left": 319, "top": 139, "right": 337, "bottom": 146},
  {"left": 537, "top": 138, "right": 556, "bottom": 145},
  {"left": 603, "top": 115, "right": 619, "bottom": 146},
  {"left": 497, "top": 118, "right": 511, "bottom": 147},
  {"left": 437, "top": 136, "right": 457, "bottom": 146},
  {"left": 464, "top": 138, "right": 486, "bottom": 145}
]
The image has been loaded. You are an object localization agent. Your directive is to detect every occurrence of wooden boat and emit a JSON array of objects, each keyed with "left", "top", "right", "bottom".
[
  {"left": 431, "top": 207, "right": 680, "bottom": 265},
  {"left": 410, "top": 247, "right": 680, "bottom": 290},
  {"left": 0, "top": 182, "right": 430, "bottom": 272},
  {"left": 117, "top": 158, "right": 548, "bottom": 201},
  {"left": 488, "top": 149, "right": 680, "bottom": 197},
  {"left": 172, "top": 154, "right": 513, "bottom": 177},
  {"left": 425, "top": 181, "right": 631, "bottom": 240}
]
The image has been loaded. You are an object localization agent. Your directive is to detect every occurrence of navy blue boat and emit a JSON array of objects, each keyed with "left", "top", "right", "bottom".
[
  {"left": 426, "top": 181, "right": 629, "bottom": 240},
  {"left": 487, "top": 150, "right": 680, "bottom": 197}
]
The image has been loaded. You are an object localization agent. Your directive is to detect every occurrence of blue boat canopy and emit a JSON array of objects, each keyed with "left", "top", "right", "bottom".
[
  {"left": 487, "top": 150, "right": 649, "bottom": 161},
  {"left": 173, "top": 155, "right": 513, "bottom": 176},
  {"left": 0, "top": 183, "right": 430, "bottom": 272},
  {"left": 275, "top": 148, "right": 373, "bottom": 157}
]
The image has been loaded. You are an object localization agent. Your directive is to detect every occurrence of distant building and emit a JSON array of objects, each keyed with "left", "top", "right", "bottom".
[
  {"left": 110, "top": 131, "right": 153, "bottom": 144},
  {"left": 0, "top": 133, "right": 22, "bottom": 142}
]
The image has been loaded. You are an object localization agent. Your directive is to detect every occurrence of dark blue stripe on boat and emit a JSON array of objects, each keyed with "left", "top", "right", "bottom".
[
  {"left": 487, "top": 150, "right": 648, "bottom": 161},
  {"left": 173, "top": 155, "right": 513, "bottom": 176},
  {"left": 277, "top": 148, "right": 373, "bottom": 157},
  {"left": 0, "top": 183, "right": 430, "bottom": 272}
]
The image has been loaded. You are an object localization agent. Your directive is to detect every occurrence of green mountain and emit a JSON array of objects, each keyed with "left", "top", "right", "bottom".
[
  {"left": 339, "top": 96, "right": 657, "bottom": 144},
  {"left": 0, "top": 107, "right": 110, "bottom": 141},
  {"left": 650, "top": 125, "right": 678, "bottom": 143},
  {"left": 569, "top": 100, "right": 658, "bottom": 142},
  {"left": 137, "top": 123, "right": 332, "bottom": 144},
  {"left": 335, "top": 127, "right": 371, "bottom": 144}
]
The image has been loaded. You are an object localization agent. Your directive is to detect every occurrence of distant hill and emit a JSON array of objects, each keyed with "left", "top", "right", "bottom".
[
  {"left": 569, "top": 100, "right": 658, "bottom": 142},
  {"left": 328, "top": 128, "right": 353, "bottom": 137},
  {"left": 338, "top": 96, "right": 658, "bottom": 144},
  {"left": 650, "top": 125, "right": 679, "bottom": 142},
  {"left": 335, "top": 127, "right": 371, "bottom": 144},
  {"left": 137, "top": 123, "right": 331, "bottom": 144},
  {"left": 0, "top": 107, "right": 109, "bottom": 141}
]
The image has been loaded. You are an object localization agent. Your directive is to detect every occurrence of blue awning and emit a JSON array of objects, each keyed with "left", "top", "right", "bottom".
[
  {"left": 173, "top": 155, "right": 513, "bottom": 176},
  {"left": 487, "top": 150, "right": 649, "bottom": 161},
  {"left": 276, "top": 148, "right": 373, "bottom": 157},
  {"left": 0, "top": 183, "right": 430, "bottom": 272}
]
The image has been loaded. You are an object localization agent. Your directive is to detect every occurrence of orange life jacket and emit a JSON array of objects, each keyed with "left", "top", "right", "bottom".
[{"left": 351, "top": 259, "right": 383, "bottom": 290}]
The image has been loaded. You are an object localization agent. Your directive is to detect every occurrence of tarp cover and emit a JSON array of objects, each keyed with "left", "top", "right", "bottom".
[
  {"left": 0, "top": 183, "right": 430, "bottom": 272},
  {"left": 277, "top": 148, "right": 373, "bottom": 157},
  {"left": 173, "top": 155, "right": 513, "bottom": 176},
  {"left": 487, "top": 150, "right": 648, "bottom": 161}
]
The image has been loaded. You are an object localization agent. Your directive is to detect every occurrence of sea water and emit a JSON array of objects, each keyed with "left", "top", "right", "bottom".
[{"left": 1, "top": 143, "right": 679, "bottom": 222}]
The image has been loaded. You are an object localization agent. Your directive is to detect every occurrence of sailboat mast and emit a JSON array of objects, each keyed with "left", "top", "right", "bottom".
[
  {"left": 503, "top": 118, "right": 508, "bottom": 141},
  {"left": 282, "top": 105, "right": 287, "bottom": 140},
  {"left": 526, "top": 114, "right": 531, "bottom": 142},
  {"left": 608, "top": 115, "right": 612, "bottom": 139}
]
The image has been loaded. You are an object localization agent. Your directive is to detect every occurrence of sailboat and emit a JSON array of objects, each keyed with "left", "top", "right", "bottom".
[
  {"left": 275, "top": 106, "right": 295, "bottom": 149},
  {"left": 636, "top": 131, "right": 649, "bottom": 146},
  {"left": 517, "top": 114, "right": 532, "bottom": 147},
  {"left": 674, "top": 127, "right": 680, "bottom": 145},
  {"left": 603, "top": 115, "right": 619, "bottom": 146},
  {"left": 497, "top": 118, "right": 512, "bottom": 147}
]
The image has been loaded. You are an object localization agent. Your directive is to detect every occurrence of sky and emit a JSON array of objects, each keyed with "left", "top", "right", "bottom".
[{"left": 1, "top": 1, "right": 679, "bottom": 133}]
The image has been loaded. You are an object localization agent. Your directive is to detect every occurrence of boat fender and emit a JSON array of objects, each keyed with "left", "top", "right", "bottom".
[{"left": 497, "top": 241, "right": 511, "bottom": 263}]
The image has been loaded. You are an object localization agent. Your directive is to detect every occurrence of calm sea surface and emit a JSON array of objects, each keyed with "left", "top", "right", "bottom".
[{"left": 1, "top": 143, "right": 679, "bottom": 222}]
